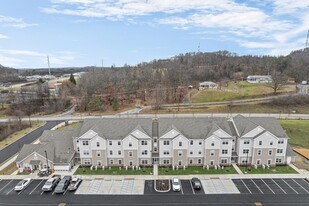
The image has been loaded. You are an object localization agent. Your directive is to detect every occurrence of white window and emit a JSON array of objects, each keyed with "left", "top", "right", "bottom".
[
  {"left": 198, "top": 150, "right": 202, "bottom": 155},
  {"left": 118, "top": 159, "right": 122, "bottom": 164},
  {"left": 109, "top": 150, "right": 113, "bottom": 155},
  {"left": 267, "top": 159, "right": 272, "bottom": 165},
  {"left": 211, "top": 142, "right": 215, "bottom": 146},
  {"left": 178, "top": 160, "right": 182, "bottom": 166},
  {"left": 277, "top": 149, "right": 283, "bottom": 154},
  {"left": 154, "top": 147, "right": 157, "bottom": 152},
  {"left": 96, "top": 151, "right": 101, "bottom": 157},
  {"left": 109, "top": 141, "right": 112, "bottom": 146},
  {"left": 189, "top": 150, "right": 193, "bottom": 155},
  {"left": 163, "top": 140, "right": 170, "bottom": 145},
  {"left": 189, "top": 159, "right": 193, "bottom": 164},
  {"left": 268, "top": 150, "right": 272, "bottom": 155},
  {"left": 141, "top": 140, "right": 148, "bottom": 145},
  {"left": 129, "top": 161, "right": 133, "bottom": 166},
  {"left": 278, "top": 140, "right": 284, "bottom": 144},
  {"left": 199, "top": 141, "right": 202, "bottom": 145},
  {"left": 163, "top": 150, "right": 170, "bottom": 155},
  {"left": 243, "top": 149, "right": 249, "bottom": 154},
  {"left": 244, "top": 140, "right": 250, "bottom": 145},
  {"left": 179, "top": 141, "right": 182, "bottom": 147},
  {"left": 84, "top": 159, "right": 91, "bottom": 165},
  {"left": 82, "top": 141, "right": 89, "bottom": 146},
  {"left": 257, "top": 150, "right": 262, "bottom": 156},
  {"left": 163, "top": 159, "right": 170, "bottom": 164},
  {"left": 118, "top": 150, "right": 121, "bottom": 155},
  {"left": 198, "top": 159, "right": 202, "bottom": 164},
  {"left": 222, "top": 149, "right": 228, "bottom": 154},
  {"left": 97, "top": 161, "right": 102, "bottom": 166},
  {"left": 270, "top": 141, "right": 273, "bottom": 146},
  {"left": 190, "top": 140, "right": 193, "bottom": 145},
  {"left": 129, "top": 142, "right": 132, "bottom": 147},
  {"left": 142, "top": 150, "right": 148, "bottom": 155},
  {"left": 222, "top": 141, "right": 228, "bottom": 145},
  {"left": 178, "top": 151, "right": 183, "bottom": 157},
  {"left": 129, "top": 151, "right": 133, "bottom": 157},
  {"left": 256, "top": 159, "right": 261, "bottom": 165},
  {"left": 221, "top": 159, "right": 227, "bottom": 164},
  {"left": 210, "top": 150, "right": 215, "bottom": 156},
  {"left": 141, "top": 160, "right": 148, "bottom": 164},
  {"left": 259, "top": 141, "right": 262, "bottom": 146},
  {"left": 110, "top": 159, "right": 114, "bottom": 164},
  {"left": 276, "top": 158, "right": 282, "bottom": 163},
  {"left": 118, "top": 141, "right": 121, "bottom": 145},
  {"left": 96, "top": 142, "right": 100, "bottom": 147},
  {"left": 83, "top": 150, "right": 90, "bottom": 155},
  {"left": 210, "top": 160, "right": 214, "bottom": 165},
  {"left": 77, "top": 147, "right": 80, "bottom": 152}
]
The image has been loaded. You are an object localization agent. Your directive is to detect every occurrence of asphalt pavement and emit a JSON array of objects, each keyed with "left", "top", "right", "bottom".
[{"left": 0, "top": 121, "right": 62, "bottom": 164}]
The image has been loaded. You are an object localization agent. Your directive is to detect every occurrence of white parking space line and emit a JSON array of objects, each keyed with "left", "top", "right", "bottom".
[
  {"left": 6, "top": 187, "right": 15, "bottom": 195},
  {"left": 189, "top": 181, "right": 195, "bottom": 194},
  {"left": 40, "top": 191, "right": 44, "bottom": 195},
  {"left": 281, "top": 179, "right": 298, "bottom": 194},
  {"left": 250, "top": 179, "right": 263, "bottom": 194},
  {"left": 63, "top": 188, "right": 68, "bottom": 196},
  {"left": 261, "top": 179, "right": 274, "bottom": 194},
  {"left": 29, "top": 180, "right": 44, "bottom": 195},
  {"left": 180, "top": 183, "right": 184, "bottom": 195},
  {"left": 271, "top": 179, "right": 286, "bottom": 194},
  {"left": 292, "top": 179, "right": 309, "bottom": 194},
  {"left": 0, "top": 180, "right": 13, "bottom": 192},
  {"left": 240, "top": 179, "right": 252, "bottom": 194}
]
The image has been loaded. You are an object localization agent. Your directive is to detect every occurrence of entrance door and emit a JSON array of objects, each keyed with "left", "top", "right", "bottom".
[{"left": 152, "top": 158, "right": 159, "bottom": 164}]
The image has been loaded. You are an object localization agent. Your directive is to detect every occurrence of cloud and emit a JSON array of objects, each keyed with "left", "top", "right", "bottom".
[
  {"left": 0, "top": 14, "right": 38, "bottom": 28},
  {"left": 0, "top": 34, "right": 8, "bottom": 39},
  {"left": 42, "top": 0, "right": 309, "bottom": 55},
  {"left": 0, "top": 49, "right": 77, "bottom": 67}
]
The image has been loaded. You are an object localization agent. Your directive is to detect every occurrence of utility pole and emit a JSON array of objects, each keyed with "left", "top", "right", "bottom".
[
  {"left": 44, "top": 150, "right": 49, "bottom": 173},
  {"left": 47, "top": 55, "right": 51, "bottom": 77},
  {"left": 306, "top": 30, "right": 309, "bottom": 48},
  {"left": 198, "top": 42, "right": 200, "bottom": 53},
  {"left": 102, "top": 58, "right": 104, "bottom": 69}
]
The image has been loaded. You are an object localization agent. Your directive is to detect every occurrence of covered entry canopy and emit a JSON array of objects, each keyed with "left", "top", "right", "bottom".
[{"left": 29, "top": 160, "right": 42, "bottom": 165}]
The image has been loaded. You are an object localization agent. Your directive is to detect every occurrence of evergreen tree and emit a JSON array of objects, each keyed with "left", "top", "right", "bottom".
[{"left": 69, "top": 74, "right": 76, "bottom": 85}]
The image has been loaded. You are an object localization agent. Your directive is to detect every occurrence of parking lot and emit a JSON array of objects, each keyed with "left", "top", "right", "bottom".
[
  {"left": 75, "top": 178, "right": 144, "bottom": 195},
  {"left": 233, "top": 178, "right": 309, "bottom": 194},
  {"left": 0, "top": 179, "right": 76, "bottom": 196},
  {"left": 0, "top": 178, "right": 308, "bottom": 196}
]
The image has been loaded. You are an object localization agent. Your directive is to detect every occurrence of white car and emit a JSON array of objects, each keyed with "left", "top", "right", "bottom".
[
  {"left": 14, "top": 178, "right": 31, "bottom": 191},
  {"left": 172, "top": 178, "right": 181, "bottom": 192}
]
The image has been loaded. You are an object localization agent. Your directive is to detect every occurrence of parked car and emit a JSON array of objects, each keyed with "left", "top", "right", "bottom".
[
  {"left": 14, "top": 178, "right": 31, "bottom": 191},
  {"left": 54, "top": 176, "right": 71, "bottom": 194},
  {"left": 172, "top": 178, "right": 181, "bottom": 192},
  {"left": 42, "top": 177, "right": 60, "bottom": 192},
  {"left": 38, "top": 169, "right": 50, "bottom": 177},
  {"left": 67, "top": 177, "right": 82, "bottom": 191},
  {"left": 191, "top": 178, "right": 201, "bottom": 190}
]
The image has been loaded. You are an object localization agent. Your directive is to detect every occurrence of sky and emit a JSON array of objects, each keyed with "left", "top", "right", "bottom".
[{"left": 0, "top": 0, "right": 308, "bottom": 68}]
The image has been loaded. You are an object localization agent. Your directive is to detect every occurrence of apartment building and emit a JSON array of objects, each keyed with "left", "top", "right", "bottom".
[
  {"left": 16, "top": 115, "right": 296, "bottom": 172},
  {"left": 74, "top": 115, "right": 295, "bottom": 168}
]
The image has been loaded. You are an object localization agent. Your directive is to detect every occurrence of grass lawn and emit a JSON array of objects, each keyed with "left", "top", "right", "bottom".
[
  {"left": 191, "top": 81, "right": 295, "bottom": 103},
  {"left": 279, "top": 120, "right": 309, "bottom": 149},
  {"left": 158, "top": 166, "right": 237, "bottom": 175},
  {"left": 0, "top": 162, "right": 18, "bottom": 175},
  {"left": 0, "top": 121, "right": 44, "bottom": 150},
  {"left": 74, "top": 166, "right": 153, "bottom": 175},
  {"left": 239, "top": 165, "right": 298, "bottom": 174}
]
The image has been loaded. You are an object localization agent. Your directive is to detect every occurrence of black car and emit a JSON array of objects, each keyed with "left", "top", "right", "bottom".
[
  {"left": 54, "top": 176, "right": 72, "bottom": 194},
  {"left": 191, "top": 178, "right": 201, "bottom": 190}
]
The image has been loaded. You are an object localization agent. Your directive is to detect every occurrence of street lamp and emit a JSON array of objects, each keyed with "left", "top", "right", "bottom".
[{"left": 44, "top": 150, "right": 49, "bottom": 174}]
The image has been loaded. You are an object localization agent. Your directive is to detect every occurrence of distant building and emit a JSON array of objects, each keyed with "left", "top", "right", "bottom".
[
  {"left": 247, "top": 75, "right": 272, "bottom": 83},
  {"left": 297, "top": 81, "right": 309, "bottom": 95},
  {"left": 199, "top": 81, "right": 218, "bottom": 90}
]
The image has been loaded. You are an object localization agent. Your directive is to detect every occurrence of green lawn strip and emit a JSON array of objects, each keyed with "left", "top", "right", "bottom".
[
  {"left": 74, "top": 166, "right": 153, "bottom": 175},
  {"left": 158, "top": 166, "right": 237, "bottom": 175},
  {"left": 279, "top": 119, "right": 309, "bottom": 149},
  {"left": 239, "top": 165, "right": 298, "bottom": 174}
]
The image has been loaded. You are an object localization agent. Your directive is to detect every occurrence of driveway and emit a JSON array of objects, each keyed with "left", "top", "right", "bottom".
[{"left": 0, "top": 121, "right": 62, "bottom": 164}]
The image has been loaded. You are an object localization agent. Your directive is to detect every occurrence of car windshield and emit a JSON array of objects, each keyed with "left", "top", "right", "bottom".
[
  {"left": 45, "top": 181, "right": 52, "bottom": 185},
  {"left": 173, "top": 180, "right": 179, "bottom": 185},
  {"left": 17, "top": 181, "right": 25, "bottom": 186}
]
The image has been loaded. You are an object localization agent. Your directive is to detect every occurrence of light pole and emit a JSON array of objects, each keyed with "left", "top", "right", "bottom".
[{"left": 44, "top": 150, "right": 49, "bottom": 173}]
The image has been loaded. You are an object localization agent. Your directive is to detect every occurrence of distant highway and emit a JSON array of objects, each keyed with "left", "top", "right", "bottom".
[{"left": 1, "top": 113, "right": 309, "bottom": 123}]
